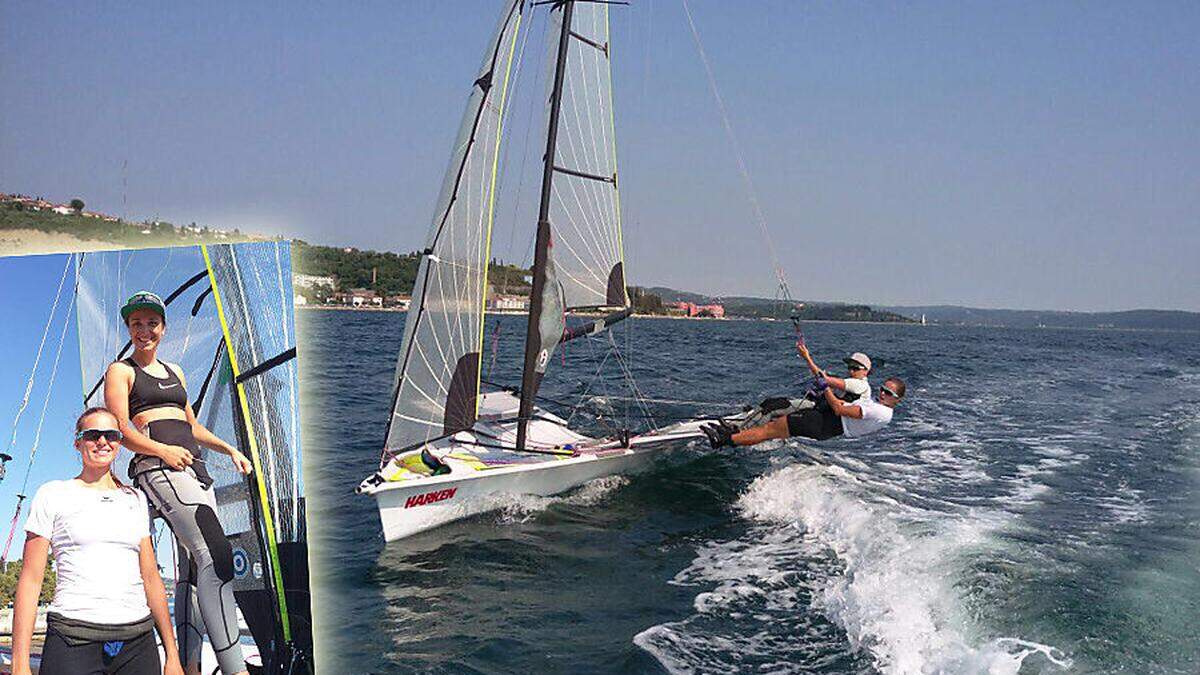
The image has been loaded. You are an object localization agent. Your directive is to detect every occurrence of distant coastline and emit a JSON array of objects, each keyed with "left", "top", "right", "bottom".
[
  {"left": 299, "top": 301, "right": 1200, "bottom": 333},
  {"left": 6, "top": 193, "right": 1196, "bottom": 332},
  {"left": 878, "top": 304, "right": 1200, "bottom": 332}
]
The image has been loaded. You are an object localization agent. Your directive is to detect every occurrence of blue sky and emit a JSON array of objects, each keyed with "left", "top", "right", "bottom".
[
  {"left": 0, "top": 254, "right": 88, "bottom": 561},
  {"left": 2, "top": 1, "right": 1198, "bottom": 311},
  {"left": 0, "top": 254, "right": 186, "bottom": 569}
]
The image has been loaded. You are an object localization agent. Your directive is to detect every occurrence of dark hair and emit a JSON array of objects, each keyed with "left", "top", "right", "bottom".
[
  {"left": 74, "top": 406, "right": 134, "bottom": 493},
  {"left": 75, "top": 406, "right": 117, "bottom": 431},
  {"left": 124, "top": 309, "right": 166, "bottom": 327},
  {"left": 884, "top": 377, "right": 907, "bottom": 398}
]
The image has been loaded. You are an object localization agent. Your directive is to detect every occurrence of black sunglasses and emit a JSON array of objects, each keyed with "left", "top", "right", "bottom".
[
  {"left": 845, "top": 361, "right": 867, "bottom": 372},
  {"left": 879, "top": 386, "right": 902, "bottom": 400},
  {"left": 75, "top": 428, "right": 123, "bottom": 443}
]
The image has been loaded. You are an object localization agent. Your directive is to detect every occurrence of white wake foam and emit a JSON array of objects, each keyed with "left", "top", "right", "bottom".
[
  {"left": 746, "top": 464, "right": 1071, "bottom": 673},
  {"left": 494, "top": 475, "right": 630, "bottom": 524},
  {"left": 637, "top": 463, "right": 1071, "bottom": 674}
]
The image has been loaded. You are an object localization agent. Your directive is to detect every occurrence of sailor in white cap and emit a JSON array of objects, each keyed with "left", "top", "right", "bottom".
[
  {"left": 703, "top": 344, "right": 905, "bottom": 447},
  {"left": 800, "top": 346, "right": 873, "bottom": 404}
]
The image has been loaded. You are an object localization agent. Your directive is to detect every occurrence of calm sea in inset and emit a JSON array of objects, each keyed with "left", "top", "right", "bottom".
[{"left": 302, "top": 310, "right": 1200, "bottom": 674}]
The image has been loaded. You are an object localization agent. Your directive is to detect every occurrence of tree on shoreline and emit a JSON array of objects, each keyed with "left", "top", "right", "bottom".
[{"left": 0, "top": 559, "right": 56, "bottom": 606}]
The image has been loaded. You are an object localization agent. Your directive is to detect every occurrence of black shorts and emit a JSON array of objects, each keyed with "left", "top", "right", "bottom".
[
  {"left": 40, "top": 625, "right": 160, "bottom": 675},
  {"left": 786, "top": 405, "right": 844, "bottom": 441}
]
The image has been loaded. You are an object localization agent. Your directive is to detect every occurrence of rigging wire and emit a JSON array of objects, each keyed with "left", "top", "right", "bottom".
[
  {"left": 4, "top": 254, "right": 72, "bottom": 468},
  {"left": 679, "top": 0, "right": 810, "bottom": 353},
  {"left": 584, "top": 394, "right": 727, "bottom": 407},
  {"left": 1, "top": 254, "right": 76, "bottom": 565},
  {"left": 563, "top": 338, "right": 617, "bottom": 428},
  {"left": 20, "top": 264, "right": 79, "bottom": 497},
  {"left": 679, "top": 0, "right": 792, "bottom": 305},
  {"left": 606, "top": 330, "right": 656, "bottom": 424}
]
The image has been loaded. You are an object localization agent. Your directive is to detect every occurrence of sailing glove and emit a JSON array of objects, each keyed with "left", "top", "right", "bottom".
[{"left": 701, "top": 421, "right": 736, "bottom": 449}]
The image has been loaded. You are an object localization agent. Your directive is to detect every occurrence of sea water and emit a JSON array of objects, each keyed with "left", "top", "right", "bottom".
[{"left": 303, "top": 311, "right": 1200, "bottom": 674}]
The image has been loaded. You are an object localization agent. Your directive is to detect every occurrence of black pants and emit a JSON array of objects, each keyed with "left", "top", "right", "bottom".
[
  {"left": 786, "top": 403, "right": 844, "bottom": 440},
  {"left": 40, "top": 626, "right": 160, "bottom": 675}
]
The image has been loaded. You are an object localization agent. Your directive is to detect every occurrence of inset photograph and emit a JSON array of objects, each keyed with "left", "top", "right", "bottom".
[{"left": 0, "top": 242, "right": 311, "bottom": 674}]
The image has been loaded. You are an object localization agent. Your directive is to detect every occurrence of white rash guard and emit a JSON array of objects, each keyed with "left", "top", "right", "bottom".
[
  {"left": 840, "top": 397, "right": 894, "bottom": 437},
  {"left": 24, "top": 479, "right": 151, "bottom": 624}
]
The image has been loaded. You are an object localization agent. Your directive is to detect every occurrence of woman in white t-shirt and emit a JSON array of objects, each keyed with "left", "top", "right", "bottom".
[
  {"left": 11, "top": 407, "right": 184, "bottom": 675},
  {"left": 733, "top": 344, "right": 874, "bottom": 430}
]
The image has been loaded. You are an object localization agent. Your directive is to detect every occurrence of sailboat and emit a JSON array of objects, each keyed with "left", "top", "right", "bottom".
[{"left": 357, "top": 0, "right": 709, "bottom": 542}]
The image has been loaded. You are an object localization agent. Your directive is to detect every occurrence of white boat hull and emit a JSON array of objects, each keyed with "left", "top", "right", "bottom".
[
  {"left": 370, "top": 445, "right": 655, "bottom": 541},
  {"left": 360, "top": 392, "right": 712, "bottom": 542}
]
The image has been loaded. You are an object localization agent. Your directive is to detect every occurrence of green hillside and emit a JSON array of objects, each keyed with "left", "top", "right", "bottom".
[
  {"left": 0, "top": 200, "right": 255, "bottom": 248},
  {"left": 292, "top": 240, "right": 531, "bottom": 298}
]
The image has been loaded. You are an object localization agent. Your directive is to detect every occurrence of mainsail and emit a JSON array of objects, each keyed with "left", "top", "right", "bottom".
[
  {"left": 544, "top": 1, "right": 627, "bottom": 312},
  {"left": 519, "top": 0, "right": 629, "bottom": 447},
  {"left": 381, "top": 0, "right": 525, "bottom": 459},
  {"left": 76, "top": 242, "right": 309, "bottom": 673}
]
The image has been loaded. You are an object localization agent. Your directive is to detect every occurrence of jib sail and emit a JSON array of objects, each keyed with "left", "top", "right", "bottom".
[{"left": 381, "top": 0, "right": 525, "bottom": 461}]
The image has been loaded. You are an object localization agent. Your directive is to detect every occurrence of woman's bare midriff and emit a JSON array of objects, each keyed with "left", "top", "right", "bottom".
[{"left": 132, "top": 406, "right": 189, "bottom": 430}]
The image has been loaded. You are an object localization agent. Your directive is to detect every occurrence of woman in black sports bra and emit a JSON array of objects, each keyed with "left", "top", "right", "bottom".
[
  {"left": 104, "top": 291, "right": 252, "bottom": 675},
  {"left": 105, "top": 292, "right": 251, "bottom": 481}
]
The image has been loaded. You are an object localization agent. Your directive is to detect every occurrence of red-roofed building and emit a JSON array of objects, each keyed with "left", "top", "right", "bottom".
[{"left": 673, "top": 302, "right": 725, "bottom": 318}]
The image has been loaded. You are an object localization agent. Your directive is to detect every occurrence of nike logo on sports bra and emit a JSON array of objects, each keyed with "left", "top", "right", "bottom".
[{"left": 158, "top": 383, "right": 179, "bottom": 390}]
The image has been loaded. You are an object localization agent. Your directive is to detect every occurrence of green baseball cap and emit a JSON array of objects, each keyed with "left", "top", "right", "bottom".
[{"left": 120, "top": 291, "right": 166, "bottom": 321}]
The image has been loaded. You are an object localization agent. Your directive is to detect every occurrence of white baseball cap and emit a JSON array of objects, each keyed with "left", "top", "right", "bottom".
[{"left": 844, "top": 353, "right": 872, "bottom": 371}]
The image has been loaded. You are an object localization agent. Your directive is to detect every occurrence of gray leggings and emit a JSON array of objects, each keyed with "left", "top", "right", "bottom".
[{"left": 137, "top": 468, "right": 245, "bottom": 674}]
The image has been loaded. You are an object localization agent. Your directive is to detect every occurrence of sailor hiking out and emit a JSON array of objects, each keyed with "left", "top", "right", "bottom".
[{"left": 703, "top": 341, "right": 905, "bottom": 448}]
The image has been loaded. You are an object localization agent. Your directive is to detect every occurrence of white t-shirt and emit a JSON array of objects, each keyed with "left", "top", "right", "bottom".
[
  {"left": 24, "top": 480, "right": 152, "bottom": 624},
  {"left": 841, "top": 397, "right": 894, "bottom": 437},
  {"left": 842, "top": 377, "right": 871, "bottom": 402}
]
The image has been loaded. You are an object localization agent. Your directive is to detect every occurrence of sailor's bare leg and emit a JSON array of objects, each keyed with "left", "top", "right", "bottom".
[{"left": 732, "top": 416, "right": 790, "bottom": 446}]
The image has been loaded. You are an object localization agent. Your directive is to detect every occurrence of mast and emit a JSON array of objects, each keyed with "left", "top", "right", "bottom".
[{"left": 518, "top": 0, "right": 575, "bottom": 451}]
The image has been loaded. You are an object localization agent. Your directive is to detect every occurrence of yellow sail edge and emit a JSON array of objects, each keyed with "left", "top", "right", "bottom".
[{"left": 200, "top": 244, "right": 292, "bottom": 641}]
